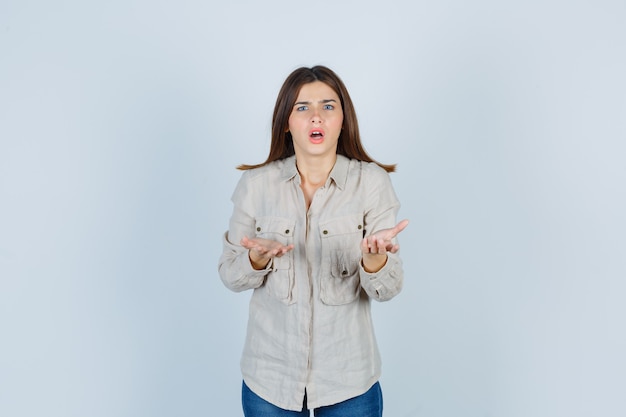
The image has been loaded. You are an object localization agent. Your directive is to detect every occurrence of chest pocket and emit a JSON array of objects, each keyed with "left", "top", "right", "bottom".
[
  {"left": 319, "top": 214, "right": 364, "bottom": 305},
  {"left": 254, "top": 217, "right": 296, "bottom": 305}
]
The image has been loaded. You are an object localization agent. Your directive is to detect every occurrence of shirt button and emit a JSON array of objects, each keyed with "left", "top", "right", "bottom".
[
  {"left": 342, "top": 270, "right": 348, "bottom": 275},
  {"left": 256, "top": 227, "right": 261, "bottom": 232},
  {"left": 285, "top": 229, "right": 290, "bottom": 234},
  {"left": 358, "top": 225, "right": 362, "bottom": 230},
  {"left": 323, "top": 230, "right": 328, "bottom": 235}
]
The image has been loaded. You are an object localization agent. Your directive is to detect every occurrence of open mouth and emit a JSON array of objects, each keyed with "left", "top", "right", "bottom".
[{"left": 309, "top": 130, "right": 325, "bottom": 141}]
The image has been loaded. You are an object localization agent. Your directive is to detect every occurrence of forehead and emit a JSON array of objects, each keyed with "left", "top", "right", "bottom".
[{"left": 295, "top": 81, "right": 340, "bottom": 101}]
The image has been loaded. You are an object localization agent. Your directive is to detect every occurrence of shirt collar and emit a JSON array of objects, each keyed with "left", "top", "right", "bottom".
[{"left": 279, "top": 154, "right": 350, "bottom": 191}]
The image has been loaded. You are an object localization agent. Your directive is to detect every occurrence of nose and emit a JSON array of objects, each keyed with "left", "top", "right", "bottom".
[{"left": 311, "top": 108, "right": 323, "bottom": 124}]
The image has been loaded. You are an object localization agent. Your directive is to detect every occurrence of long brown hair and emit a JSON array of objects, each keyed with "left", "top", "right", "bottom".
[{"left": 237, "top": 66, "right": 396, "bottom": 172}]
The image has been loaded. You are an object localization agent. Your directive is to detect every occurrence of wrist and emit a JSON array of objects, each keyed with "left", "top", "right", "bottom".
[
  {"left": 362, "top": 253, "right": 387, "bottom": 273},
  {"left": 249, "top": 252, "right": 270, "bottom": 270}
]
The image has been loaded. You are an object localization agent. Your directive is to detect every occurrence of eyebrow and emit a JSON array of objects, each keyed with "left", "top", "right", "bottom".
[{"left": 293, "top": 99, "right": 338, "bottom": 106}]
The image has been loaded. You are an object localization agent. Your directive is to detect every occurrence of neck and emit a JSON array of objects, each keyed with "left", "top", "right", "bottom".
[{"left": 295, "top": 154, "right": 337, "bottom": 186}]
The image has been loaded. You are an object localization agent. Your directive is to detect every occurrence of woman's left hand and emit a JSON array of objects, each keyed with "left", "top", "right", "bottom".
[{"left": 361, "top": 219, "right": 409, "bottom": 272}]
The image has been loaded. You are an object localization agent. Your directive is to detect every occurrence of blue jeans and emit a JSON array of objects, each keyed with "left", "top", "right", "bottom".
[{"left": 242, "top": 381, "right": 383, "bottom": 417}]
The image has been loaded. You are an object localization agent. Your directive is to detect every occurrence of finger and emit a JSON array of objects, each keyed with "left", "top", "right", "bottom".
[
  {"left": 380, "top": 219, "right": 410, "bottom": 241},
  {"left": 395, "top": 219, "right": 409, "bottom": 234},
  {"left": 384, "top": 219, "right": 409, "bottom": 239},
  {"left": 376, "top": 239, "right": 387, "bottom": 255},
  {"left": 367, "top": 237, "right": 375, "bottom": 253},
  {"left": 276, "top": 245, "right": 292, "bottom": 257},
  {"left": 242, "top": 241, "right": 258, "bottom": 251},
  {"left": 361, "top": 237, "right": 369, "bottom": 253},
  {"left": 241, "top": 236, "right": 264, "bottom": 251},
  {"left": 369, "top": 237, "right": 380, "bottom": 254},
  {"left": 364, "top": 236, "right": 375, "bottom": 254}
]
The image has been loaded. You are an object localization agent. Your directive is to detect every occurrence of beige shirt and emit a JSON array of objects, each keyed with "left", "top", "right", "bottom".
[{"left": 218, "top": 155, "right": 404, "bottom": 411}]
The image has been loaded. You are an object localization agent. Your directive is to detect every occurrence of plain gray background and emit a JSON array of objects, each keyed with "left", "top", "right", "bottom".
[{"left": 1, "top": 1, "right": 625, "bottom": 416}]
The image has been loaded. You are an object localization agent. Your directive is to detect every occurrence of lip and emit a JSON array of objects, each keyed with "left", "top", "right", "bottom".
[
  {"left": 308, "top": 128, "right": 325, "bottom": 144},
  {"left": 309, "top": 128, "right": 325, "bottom": 137}
]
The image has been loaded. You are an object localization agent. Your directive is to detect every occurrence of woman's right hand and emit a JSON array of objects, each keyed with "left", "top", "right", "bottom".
[{"left": 240, "top": 236, "right": 295, "bottom": 270}]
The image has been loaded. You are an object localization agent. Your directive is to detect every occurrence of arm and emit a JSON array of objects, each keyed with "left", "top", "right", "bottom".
[
  {"left": 218, "top": 171, "right": 295, "bottom": 293},
  {"left": 217, "top": 172, "right": 269, "bottom": 292},
  {"left": 218, "top": 206, "right": 271, "bottom": 293},
  {"left": 358, "top": 166, "right": 408, "bottom": 301}
]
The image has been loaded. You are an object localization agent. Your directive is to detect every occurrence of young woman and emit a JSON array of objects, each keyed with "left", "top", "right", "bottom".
[{"left": 219, "top": 65, "right": 408, "bottom": 416}]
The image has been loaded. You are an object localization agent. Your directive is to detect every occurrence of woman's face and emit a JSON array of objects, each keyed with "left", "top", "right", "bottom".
[{"left": 287, "top": 81, "right": 344, "bottom": 160}]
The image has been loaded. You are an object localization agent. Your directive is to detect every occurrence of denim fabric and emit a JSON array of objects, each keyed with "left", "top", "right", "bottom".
[
  {"left": 242, "top": 381, "right": 383, "bottom": 417},
  {"left": 314, "top": 382, "right": 382, "bottom": 417},
  {"left": 242, "top": 382, "right": 308, "bottom": 417}
]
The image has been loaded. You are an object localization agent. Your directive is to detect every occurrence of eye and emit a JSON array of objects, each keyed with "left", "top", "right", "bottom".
[
  {"left": 323, "top": 104, "right": 334, "bottom": 110},
  {"left": 296, "top": 105, "right": 308, "bottom": 111}
]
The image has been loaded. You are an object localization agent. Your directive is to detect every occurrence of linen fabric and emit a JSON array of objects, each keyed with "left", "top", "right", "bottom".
[{"left": 219, "top": 155, "right": 403, "bottom": 411}]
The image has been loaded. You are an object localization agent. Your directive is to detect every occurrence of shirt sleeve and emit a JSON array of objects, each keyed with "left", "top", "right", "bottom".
[
  {"left": 358, "top": 164, "right": 404, "bottom": 301},
  {"left": 218, "top": 171, "right": 271, "bottom": 292},
  {"left": 359, "top": 253, "right": 403, "bottom": 301}
]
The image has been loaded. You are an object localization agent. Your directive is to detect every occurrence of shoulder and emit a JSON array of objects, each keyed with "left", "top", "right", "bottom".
[
  {"left": 239, "top": 158, "right": 288, "bottom": 183},
  {"left": 348, "top": 159, "right": 391, "bottom": 181},
  {"left": 362, "top": 160, "right": 389, "bottom": 176}
]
